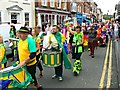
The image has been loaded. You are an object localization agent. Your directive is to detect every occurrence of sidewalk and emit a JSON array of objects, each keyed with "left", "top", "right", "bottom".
[
  {"left": 112, "top": 40, "right": 120, "bottom": 89},
  {"left": 117, "top": 41, "right": 120, "bottom": 88}
]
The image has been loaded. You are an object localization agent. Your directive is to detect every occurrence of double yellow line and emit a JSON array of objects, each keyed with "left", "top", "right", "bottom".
[{"left": 99, "top": 40, "right": 113, "bottom": 89}]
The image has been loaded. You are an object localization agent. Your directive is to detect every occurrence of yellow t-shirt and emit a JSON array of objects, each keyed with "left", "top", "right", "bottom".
[
  {"left": 32, "top": 36, "right": 41, "bottom": 55},
  {"left": 49, "top": 32, "right": 66, "bottom": 48},
  {"left": 0, "top": 44, "right": 5, "bottom": 62},
  {"left": 18, "top": 37, "right": 37, "bottom": 66}
]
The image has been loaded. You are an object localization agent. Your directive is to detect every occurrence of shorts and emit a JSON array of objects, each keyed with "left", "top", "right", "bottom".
[{"left": 114, "top": 30, "right": 118, "bottom": 37}]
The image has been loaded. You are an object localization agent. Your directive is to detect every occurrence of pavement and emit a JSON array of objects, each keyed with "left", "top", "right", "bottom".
[{"left": 111, "top": 40, "right": 120, "bottom": 89}]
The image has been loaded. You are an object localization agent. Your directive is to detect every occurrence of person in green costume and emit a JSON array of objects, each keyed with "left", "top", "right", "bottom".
[
  {"left": 68, "top": 26, "right": 84, "bottom": 76},
  {"left": 45, "top": 25, "right": 71, "bottom": 81}
]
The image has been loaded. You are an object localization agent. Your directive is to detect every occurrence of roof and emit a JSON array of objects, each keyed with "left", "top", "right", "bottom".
[{"left": 6, "top": 5, "right": 23, "bottom": 11}]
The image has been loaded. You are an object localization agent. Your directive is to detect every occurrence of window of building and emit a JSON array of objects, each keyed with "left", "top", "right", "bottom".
[
  {"left": 42, "top": 0, "right": 47, "bottom": 6},
  {"left": 25, "top": 13, "right": 29, "bottom": 25},
  {"left": 9, "top": 0, "right": 18, "bottom": 3},
  {"left": 50, "top": 0, "right": 55, "bottom": 7},
  {"left": 0, "top": 12, "right": 1, "bottom": 24},
  {"left": 11, "top": 13, "right": 17, "bottom": 24},
  {"left": 57, "top": 0, "right": 61, "bottom": 8},
  {"left": 23, "top": 0, "right": 30, "bottom": 4},
  {"left": 62, "top": 0, "right": 66, "bottom": 10}
]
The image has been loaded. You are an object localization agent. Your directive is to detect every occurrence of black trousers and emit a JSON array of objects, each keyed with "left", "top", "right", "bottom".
[
  {"left": 75, "top": 53, "right": 82, "bottom": 60},
  {"left": 54, "top": 52, "right": 63, "bottom": 77},
  {"left": 36, "top": 54, "right": 43, "bottom": 71},
  {"left": 72, "top": 46, "right": 76, "bottom": 58},
  {"left": 26, "top": 64, "right": 37, "bottom": 86}
]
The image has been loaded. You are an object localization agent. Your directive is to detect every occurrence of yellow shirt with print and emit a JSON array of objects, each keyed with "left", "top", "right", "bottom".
[
  {"left": 49, "top": 32, "right": 66, "bottom": 48},
  {"left": 18, "top": 37, "right": 37, "bottom": 66},
  {"left": 0, "top": 44, "right": 5, "bottom": 62},
  {"left": 32, "top": 36, "right": 41, "bottom": 55}
]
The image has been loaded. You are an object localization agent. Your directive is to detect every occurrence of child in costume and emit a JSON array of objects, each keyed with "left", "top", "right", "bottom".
[{"left": 0, "top": 34, "right": 7, "bottom": 69}]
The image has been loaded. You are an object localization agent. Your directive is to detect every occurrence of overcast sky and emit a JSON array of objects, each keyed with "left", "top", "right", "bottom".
[{"left": 93, "top": 0, "right": 119, "bottom": 14}]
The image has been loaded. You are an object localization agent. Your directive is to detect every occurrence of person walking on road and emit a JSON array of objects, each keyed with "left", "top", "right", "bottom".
[
  {"left": 88, "top": 24, "right": 97, "bottom": 58},
  {"left": 45, "top": 25, "right": 71, "bottom": 81},
  {"left": 32, "top": 28, "right": 43, "bottom": 78},
  {"left": 0, "top": 34, "right": 7, "bottom": 69},
  {"left": 68, "top": 26, "right": 84, "bottom": 76},
  {"left": 17, "top": 27, "right": 42, "bottom": 89}
]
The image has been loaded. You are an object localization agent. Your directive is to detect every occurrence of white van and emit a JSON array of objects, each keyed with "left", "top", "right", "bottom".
[{"left": 0, "top": 24, "right": 22, "bottom": 58}]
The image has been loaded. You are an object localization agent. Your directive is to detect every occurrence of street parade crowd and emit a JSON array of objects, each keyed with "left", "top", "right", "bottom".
[{"left": 0, "top": 20, "right": 120, "bottom": 89}]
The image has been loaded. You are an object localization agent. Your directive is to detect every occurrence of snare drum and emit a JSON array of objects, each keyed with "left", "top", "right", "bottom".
[
  {"left": 0, "top": 66, "right": 32, "bottom": 88},
  {"left": 42, "top": 50, "right": 61, "bottom": 68}
]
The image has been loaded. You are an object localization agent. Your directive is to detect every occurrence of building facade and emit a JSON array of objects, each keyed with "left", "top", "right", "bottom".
[
  {"left": 0, "top": 0, "right": 35, "bottom": 27},
  {"left": 35, "top": 0, "right": 71, "bottom": 26}
]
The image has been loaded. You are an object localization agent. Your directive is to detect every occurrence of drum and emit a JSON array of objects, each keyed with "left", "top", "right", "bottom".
[
  {"left": 42, "top": 49, "right": 61, "bottom": 68},
  {"left": 0, "top": 65, "right": 33, "bottom": 88}
]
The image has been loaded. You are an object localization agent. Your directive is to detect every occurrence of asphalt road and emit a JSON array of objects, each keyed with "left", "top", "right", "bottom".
[
  {"left": 33, "top": 46, "right": 107, "bottom": 89},
  {"left": 7, "top": 40, "right": 120, "bottom": 89}
]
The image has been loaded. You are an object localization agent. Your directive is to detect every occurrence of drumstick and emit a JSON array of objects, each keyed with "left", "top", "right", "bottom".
[{"left": 10, "top": 72, "right": 21, "bottom": 84}]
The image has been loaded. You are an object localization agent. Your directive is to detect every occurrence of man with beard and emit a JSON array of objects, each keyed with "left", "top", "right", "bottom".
[{"left": 45, "top": 25, "right": 71, "bottom": 81}]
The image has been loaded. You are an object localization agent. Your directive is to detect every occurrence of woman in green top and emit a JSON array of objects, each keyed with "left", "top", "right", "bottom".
[
  {"left": 9, "top": 25, "right": 16, "bottom": 61},
  {"left": 68, "top": 26, "right": 84, "bottom": 76},
  {"left": 9, "top": 25, "right": 16, "bottom": 38}
]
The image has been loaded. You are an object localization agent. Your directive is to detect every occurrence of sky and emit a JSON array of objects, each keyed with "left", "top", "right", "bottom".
[{"left": 93, "top": 0, "right": 120, "bottom": 15}]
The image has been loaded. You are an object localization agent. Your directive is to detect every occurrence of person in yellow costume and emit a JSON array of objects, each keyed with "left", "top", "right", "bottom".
[
  {"left": 31, "top": 28, "right": 43, "bottom": 78},
  {"left": 17, "top": 27, "right": 42, "bottom": 89},
  {"left": 0, "top": 34, "right": 7, "bottom": 69}
]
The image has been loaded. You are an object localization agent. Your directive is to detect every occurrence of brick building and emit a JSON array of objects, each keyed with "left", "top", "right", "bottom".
[{"left": 35, "top": 0, "right": 71, "bottom": 26}]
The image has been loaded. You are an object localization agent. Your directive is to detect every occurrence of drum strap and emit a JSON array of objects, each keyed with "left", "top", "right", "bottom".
[{"left": 54, "top": 32, "right": 72, "bottom": 69}]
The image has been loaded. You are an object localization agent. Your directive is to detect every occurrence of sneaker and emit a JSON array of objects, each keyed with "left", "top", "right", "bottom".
[
  {"left": 89, "top": 53, "right": 92, "bottom": 56},
  {"left": 58, "top": 77, "right": 63, "bottom": 81},
  {"left": 91, "top": 55, "right": 94, "bottom": 58},
  {"left": 73, "top": 71, "right": 79, "bottom": 76},
  {"left": 52, "top": 75, "right": 57, "bottom": 79}
]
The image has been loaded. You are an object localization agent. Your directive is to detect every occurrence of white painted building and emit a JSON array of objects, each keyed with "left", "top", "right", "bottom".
[{"left": 0, "top": 0, "right": 35, "bottom": 27}]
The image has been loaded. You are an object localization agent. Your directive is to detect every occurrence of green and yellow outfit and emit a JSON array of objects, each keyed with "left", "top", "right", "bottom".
[
  {"left": 18, "top": 37, "right": 38, "bottom": 85},
  {"left": 40, "top": 32, "right": 46, "bottom": 51},
  {"left": 72, "top": 31, "right": 83, "bottom": 75},
  {"left": 9, "top": 29, "right": 16, "bottom": 60},
  {"left": 32, "top": 36, "right": 43, "bottom": 73},
  {"left": 49, "top": 32, "right": 71, "bottom": 77},
  {"left": 0, "top": 44, "right": 7, "bottom": 68}
]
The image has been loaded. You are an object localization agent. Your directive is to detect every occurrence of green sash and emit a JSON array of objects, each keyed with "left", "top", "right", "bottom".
[
  {"left": 0, "top": 44, "right": 7, "bottom": 64},
  {"left": 54, "top": 32, "right": 71, "bottom": 69}
]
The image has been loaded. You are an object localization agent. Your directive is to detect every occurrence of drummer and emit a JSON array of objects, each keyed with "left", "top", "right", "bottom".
[
  {"left": 17, "top": 27, "right": 42, "bottom": 89},
  {"left": 45, "top": 25, "right": 71, "bottom": 81},
  {"left": 0, "top": 34, "right": 7, "bottom": 69}
]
